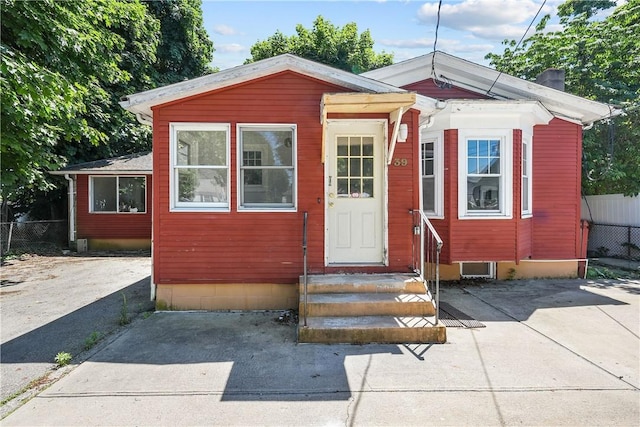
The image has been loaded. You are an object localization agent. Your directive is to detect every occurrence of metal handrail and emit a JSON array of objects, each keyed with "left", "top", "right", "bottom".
[
  {"left": 411, "top": 209, "right": 443, "bottom": 324},
  {"left": 302, "top": 211, "right": 308, "bottom": 327}
]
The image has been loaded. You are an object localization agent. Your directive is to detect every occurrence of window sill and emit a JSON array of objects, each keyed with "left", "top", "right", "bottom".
[
  {"left": 170, "top": 206, "right": 230, "bottom": 213},
  {"left": 458, "top": 212, "right": 513, "bottom": 220}
]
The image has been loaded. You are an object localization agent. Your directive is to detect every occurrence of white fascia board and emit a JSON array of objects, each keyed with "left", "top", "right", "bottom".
[
  {"left": 50, "top": 170, "right": 151, "bottom": 175},
  {"left": 120, "top": 54, "right": 411, "bottom": 118},
  {"left": 425, "top": 100, "right": 554, "bottom": 132},
  {"left": 367, "top": 51, "right": 617, "bottom": 125}
]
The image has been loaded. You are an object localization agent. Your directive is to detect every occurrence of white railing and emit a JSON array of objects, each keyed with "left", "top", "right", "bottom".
[{"left": 411, "top": 210, "right": 443, "bottom": 324}]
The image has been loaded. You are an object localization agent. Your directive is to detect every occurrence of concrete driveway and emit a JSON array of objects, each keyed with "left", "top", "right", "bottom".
[
  {"left": 2, "top": 278, "right": 638, "bottom": 426},
  {"left": 0, "top": 253, "right": 153, "bottom": 411}
]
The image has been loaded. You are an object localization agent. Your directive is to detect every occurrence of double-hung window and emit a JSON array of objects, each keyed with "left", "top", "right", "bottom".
[
  {"left": 458, "top": 129, "right": 512, "bottom": 218},
  {"left": 420, "top": 130, "right": 443, "bottom": 218},
  {"left": 170, "top": 123, "right": 230, "bottom": 211},
  {"left": 238, "top": 125, "right": 296, "bottom": 210},
  {"left": 521, "top": 136, "right": 532, "bottom": 217},
  {"left": 90, "top": 176, "right": 146, "bottom": 213}
]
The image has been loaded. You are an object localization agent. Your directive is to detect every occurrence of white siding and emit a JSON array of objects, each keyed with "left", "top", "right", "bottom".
[{"left": 581, "top": 194, "right": 640, "bottom": 226}]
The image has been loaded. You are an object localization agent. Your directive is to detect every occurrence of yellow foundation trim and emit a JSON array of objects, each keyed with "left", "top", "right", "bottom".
[
  {"left": 438, "top": 260, "right": 580, "bottom": 281},
  {"left": 89, "top": 238, "right": 151, "bottom": 251},
  {"left": 496, "top": 260, "right": 579, "bottom": 280},
  {"left": 155, "top": 283, "right": 299, "bottom": 311}
]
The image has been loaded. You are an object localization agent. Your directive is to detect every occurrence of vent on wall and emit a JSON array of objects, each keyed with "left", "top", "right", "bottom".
[
  {"left": 460, "top": 262, "right": 495, "bottom": 279},
  {"left": 77, "top": 239, "right": 88, "bottom": 253}
]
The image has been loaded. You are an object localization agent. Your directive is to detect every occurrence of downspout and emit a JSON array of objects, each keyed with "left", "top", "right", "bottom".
[
  {"left": 133, "top": 110, "right": 156, "bottom": 302},
  {"left": 64, "top": 174, "right": 76, "bottom": 244}
]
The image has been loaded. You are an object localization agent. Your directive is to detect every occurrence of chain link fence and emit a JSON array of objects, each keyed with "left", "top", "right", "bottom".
[
  {"left": 587, "top": 223, "right": 640, "bottom": 260},
  {"left": 0, "top": 220, "right": 68, "bottom": 255}
]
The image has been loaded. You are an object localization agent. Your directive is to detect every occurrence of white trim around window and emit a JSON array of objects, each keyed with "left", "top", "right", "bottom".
[
  {"left": 458, "top": 129, "right": 513, "bottom": 219},
  {"left": 419, "top": 129, "right": 444, "bottom": 218},
  {"left": 521, "top": 133, "right": 533, "bottom": 218},
  {"left": 236, "top": 123, "right": 297, "bottom": 212},
  {"left": 89, "top": 175, "right": 147, "bottom": 214},
  {"left": 169, "top": 123, "right": 231, "bottom": 212}
]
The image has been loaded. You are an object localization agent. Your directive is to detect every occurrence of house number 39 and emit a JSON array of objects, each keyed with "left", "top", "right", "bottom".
[{"left": 393, "top": 158, "right": 408, "bottom": 167}]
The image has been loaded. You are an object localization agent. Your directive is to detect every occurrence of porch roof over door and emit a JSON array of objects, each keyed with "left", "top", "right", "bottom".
[{"left": 320, "top": 92, "right": 418, "bottom": 164}]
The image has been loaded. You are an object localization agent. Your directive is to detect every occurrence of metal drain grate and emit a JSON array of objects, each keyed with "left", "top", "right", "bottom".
[{"left": 439, "top": 302, "right": 485, "bottom": 328}]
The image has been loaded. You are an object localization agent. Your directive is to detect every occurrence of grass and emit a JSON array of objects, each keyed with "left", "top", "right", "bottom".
[{"left": 54, "top": 352, "right": 72, "bottom": 367}]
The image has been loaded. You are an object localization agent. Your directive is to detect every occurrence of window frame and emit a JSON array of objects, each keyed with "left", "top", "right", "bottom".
[
  {"left": 169, "top": 122, "right": 231, "bottom": 212},
  {"left": 89, "top": 175, "right": 147, "bottom": 214},
  {"left": 458, "top": 129, "right": 513, "bottom": 219},
  {"left": 521, "top": 134, "right": 533, "bottom": 218},
  {"left": 419, "top": 130, "right": 444, "bottom": 218},
  {"left": 237, "top": 123, "right": 297, "bottom": 212}
]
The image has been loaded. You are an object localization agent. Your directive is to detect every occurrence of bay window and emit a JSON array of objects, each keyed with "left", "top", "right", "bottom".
[
  {"left": 458, "top": 129, "right": 512, "bottom": 219},
  {"left": 522, "top": 136, "right": 532, "bottom": 217},
  {"left": 420, "top": 130, "right": 443, "bottom": 218}
]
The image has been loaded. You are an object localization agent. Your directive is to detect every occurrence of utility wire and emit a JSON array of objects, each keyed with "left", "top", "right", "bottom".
[
  {"left": 486, "top": 0, "right": 547, "bottom": 96},
  {"left": 431, "top": 0, "right": 446, "bottom": 88}
]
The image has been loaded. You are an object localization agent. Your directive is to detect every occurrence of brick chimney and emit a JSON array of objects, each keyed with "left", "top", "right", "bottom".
[{"left": 535, "top": 69, "right": 565, "bottom": 91}]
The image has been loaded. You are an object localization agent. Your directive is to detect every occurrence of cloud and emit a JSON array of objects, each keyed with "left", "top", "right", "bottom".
[
  {"left": 216, "top": 43, "right": 247, "bottom": 54},
  {"left": 379, "top": 37, "right": 494, "bottom": 53},
  {"left": 416, "top": 0, "right": 556, "bottom": 40},
  {"left": 213, "top": 24, "right": 240, "bottom": 36}
]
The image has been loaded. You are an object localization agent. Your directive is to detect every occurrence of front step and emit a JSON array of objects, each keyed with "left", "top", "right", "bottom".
[
  {"left": 298, "top": 316, "right": 446, "bottom": 344},
  {"left": 298, "top": 274, "right": 446, "bottom": 344}
]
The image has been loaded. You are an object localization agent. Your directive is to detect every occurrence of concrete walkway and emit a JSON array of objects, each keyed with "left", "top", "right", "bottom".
[{"left": 2, "top": 279, "right": 639, "bottom": 426}]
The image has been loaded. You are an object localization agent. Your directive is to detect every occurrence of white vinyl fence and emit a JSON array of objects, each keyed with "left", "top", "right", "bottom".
[{"left": 581, "top": 194, "right": 640, "bottom": 260}]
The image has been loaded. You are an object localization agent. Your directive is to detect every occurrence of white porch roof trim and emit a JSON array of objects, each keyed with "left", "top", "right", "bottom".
[{"left": 320, "top": 92, "right": 417, "bottom": 163}]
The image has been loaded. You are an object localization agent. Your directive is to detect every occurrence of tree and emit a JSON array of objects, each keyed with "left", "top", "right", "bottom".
[
  {"left": 247, "top": 16, "right": 393, "bottom": 74},
  {"left": 1, "top": 0, "right": 213, "bottom": 220},
  {"left": 145, "top": 0, "right": 214, "bottom": 86},
  {"left": 486, "top": 0, "right": 640, "bottom": 196}
]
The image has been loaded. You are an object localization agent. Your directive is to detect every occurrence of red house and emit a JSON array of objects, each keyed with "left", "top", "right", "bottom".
[
  {"left": 119, "top": 53, "right": 613, "bottom": 343},
  {"left": 51, "top": 152, "right": 152, "bottom": 251}
]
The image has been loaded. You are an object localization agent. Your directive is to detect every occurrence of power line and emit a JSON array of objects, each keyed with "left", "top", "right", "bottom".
[
  {"left": 486, "top": 0, "right": 547, "bottom": 96},
  {"left": 431, "top": 0, "right": 448, "bottom": 88}
]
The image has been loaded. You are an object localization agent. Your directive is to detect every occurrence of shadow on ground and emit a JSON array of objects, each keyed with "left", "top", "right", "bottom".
[
  {"left": 440, "top": 278, "right": 632, "bottom": 323},
  {"left": 1, "top": 276, "right": 153, "bottom": 365}
]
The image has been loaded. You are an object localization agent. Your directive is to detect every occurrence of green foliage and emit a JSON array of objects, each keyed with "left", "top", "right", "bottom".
[
  {"left": 145, "top": 0, "right": 215, "bottom": 85},
  {"left": 1, "top": 0, "right": 213, "bottom": 220},
  {"left": 54, "top": 351, "right": 72, "bottom": 367},
  {"left": 84, "top": 331, "right": 102, "bottom": 350},
  {"left": 119, "top": 292, "right": 130, "bottom": 326},
  {"left": 247, "top": 16, "right": 393, "bottom": 73},
  {"left": 486, "top": 0, "right": 640, "bottom": 196}
]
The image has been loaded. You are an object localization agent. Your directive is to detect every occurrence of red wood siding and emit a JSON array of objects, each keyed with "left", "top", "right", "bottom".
[
  {"left": 152, "top": 71, "right": 417, "bottom": 285},
  {"left": 531, "top": 119, "right": 582, "bottom": 259},
  {"left": 402, "top": 79, "right": 489, "bottom": 100},
  {"left": 75, "top": 174, "right": 152, "bottom": 239}
]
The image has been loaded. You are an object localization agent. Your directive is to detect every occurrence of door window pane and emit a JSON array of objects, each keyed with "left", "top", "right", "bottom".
[{"left": 336, "top": 135, "right": 374, "bottom": 198}]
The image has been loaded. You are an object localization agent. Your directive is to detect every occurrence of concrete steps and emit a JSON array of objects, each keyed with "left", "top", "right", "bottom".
[{"left": 298, "top": 274, "right": 446, "bottom": 344}]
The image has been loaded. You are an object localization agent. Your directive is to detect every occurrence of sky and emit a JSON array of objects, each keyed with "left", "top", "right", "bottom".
[{"left": 199, "top": 0, "right": 605, "bottom": 72}]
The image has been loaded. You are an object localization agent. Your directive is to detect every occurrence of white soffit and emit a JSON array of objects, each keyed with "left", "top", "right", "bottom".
[
  {"left": 119, "top": 54, "right": 427, "bottom": 120},
  {"left": 429, "top": 100, "right": 554, "bottom": 131},
  {"left": 363, "top": 51, "right": 616, "bottom": 125}
]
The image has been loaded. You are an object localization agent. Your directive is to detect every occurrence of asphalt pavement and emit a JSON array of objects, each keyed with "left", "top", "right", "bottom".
[{"left": 2, "top": 278, "right": 639, "bottom": 426}]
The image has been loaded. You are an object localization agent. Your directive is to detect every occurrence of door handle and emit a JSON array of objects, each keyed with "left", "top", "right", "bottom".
[{"left": 328, "top": 202, "right": 334, "bottom": 208}]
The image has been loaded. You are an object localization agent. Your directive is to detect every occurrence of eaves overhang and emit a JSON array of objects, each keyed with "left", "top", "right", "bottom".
[
  {"left": 119, "top": 54, "right": 417, "bottom": 122},
  {"left": 363, "top": 51, "right": 619, "bottom": 125}
]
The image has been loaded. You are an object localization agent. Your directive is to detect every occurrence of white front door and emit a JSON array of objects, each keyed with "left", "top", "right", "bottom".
[{"left": 326, "top": 120, "right": 386, "bottom": 265}]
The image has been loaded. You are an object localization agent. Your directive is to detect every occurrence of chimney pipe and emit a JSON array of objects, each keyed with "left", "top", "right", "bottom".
[{"left": 535, "top": 69, "right": 565, "bottom": 91}]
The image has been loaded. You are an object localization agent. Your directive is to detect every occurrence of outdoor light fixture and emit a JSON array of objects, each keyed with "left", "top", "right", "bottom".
[{"left": 398, "top": 123, "right": 408, "bottom": 142}]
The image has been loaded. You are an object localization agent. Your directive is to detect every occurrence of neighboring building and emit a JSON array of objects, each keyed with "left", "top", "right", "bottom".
[
  {"left": 119, "top": 52, "right": 614, "bottom": 312},
  {"left": 51, "top": 152, "right": 152, "bottom": 251}
]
